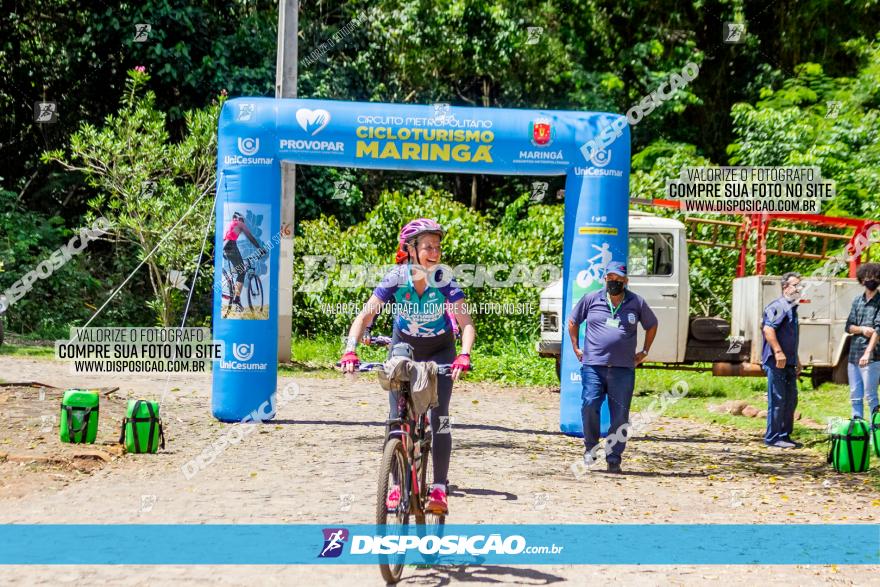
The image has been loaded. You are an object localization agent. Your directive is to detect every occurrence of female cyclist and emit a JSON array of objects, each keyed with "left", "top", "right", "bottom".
[
  {"left": 222, "top": 211, "right": 264, "bottom": 312},
  {"left": 340, "top": 218, "right": 475, "bottom": 515}
]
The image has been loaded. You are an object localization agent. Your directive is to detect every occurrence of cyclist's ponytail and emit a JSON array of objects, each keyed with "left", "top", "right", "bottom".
[{"left": 394, "top": 244, "right": 409, "bottom": 264}]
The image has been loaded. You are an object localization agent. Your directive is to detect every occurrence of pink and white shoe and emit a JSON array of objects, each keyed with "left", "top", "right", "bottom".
[
  {"left": 386, "top": 484, "right": 401, "bottom": 510},
  {"left": 426, "top": 486, "right": 448, "bottom": 515}
]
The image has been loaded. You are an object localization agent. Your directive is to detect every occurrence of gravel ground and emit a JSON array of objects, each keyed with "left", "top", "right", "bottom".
[{"left": 0, "top": 355, "right": 877, "bottom": 585}]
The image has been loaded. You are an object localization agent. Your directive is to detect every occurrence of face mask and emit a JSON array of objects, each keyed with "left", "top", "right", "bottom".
[
  {"left": 784, "top": 293, "right": 800, "bottom": 303},
  {"left": 865, "top": 279, "right": 879, "bottom": 291},
  {"left": 606, "top": 280, "right": 625, "bottom": 296}
]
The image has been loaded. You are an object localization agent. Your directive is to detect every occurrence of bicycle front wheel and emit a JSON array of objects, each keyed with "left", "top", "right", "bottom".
[
  {"left": 221, "top": 270, "right": 234, "bottom": 318},
  {"left": 377, "top": 437, "right": 409, "bottom": 584}
]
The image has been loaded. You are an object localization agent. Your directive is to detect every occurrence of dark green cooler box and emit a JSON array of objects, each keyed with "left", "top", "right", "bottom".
[
  {"left": 828, "top": 417, "right": 871, "bottom": 473},
  {"left": 872, "top": 407, "right": 880, "bottom": 458},
  {"left": 119, "top": 399, "right": 165, "bottom": 453},
  {"left": 60, "top": 389, "right": 99, "bottom": 444}
]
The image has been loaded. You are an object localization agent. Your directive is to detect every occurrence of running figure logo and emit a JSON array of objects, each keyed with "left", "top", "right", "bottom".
[
  {"left": 436, "top": 416, "right": 452, "bottom": 434},
  {"left": 318, "top": 528, "right": 349, "bottom": 558}
]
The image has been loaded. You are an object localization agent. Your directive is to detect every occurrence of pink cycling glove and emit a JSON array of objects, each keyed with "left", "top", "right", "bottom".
[
  {"left": 451, "top": 353, "right": 471, "bottom": 372},
  {"left": 340, "top": 351, "right": 360, "bottom": 369}
]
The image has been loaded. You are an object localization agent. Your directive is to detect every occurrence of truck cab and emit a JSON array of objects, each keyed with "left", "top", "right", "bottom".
[
  {"left": 538, "top": 210, "right": 861, "bottom": 384},
  {"left": 537, "top": 211, "right": 691, "bottom": 372}
]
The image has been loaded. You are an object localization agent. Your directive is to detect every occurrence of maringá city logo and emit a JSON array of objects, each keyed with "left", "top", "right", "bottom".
[{"left": 529, "top": 117, "right": 555, "bottom": 147}]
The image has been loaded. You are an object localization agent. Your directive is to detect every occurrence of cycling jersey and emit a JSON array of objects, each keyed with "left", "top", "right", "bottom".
[
  {"left": 373, "top": 264, "right": 465, "bottom": 337},
  {"left": 224, "top": 219, "right": 243, "bottom": 241}
]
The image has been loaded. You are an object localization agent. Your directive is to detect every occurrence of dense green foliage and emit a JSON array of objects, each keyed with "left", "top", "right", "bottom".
[
  {"left": 2, "top": 1, "right": 880, "bottom": 337},
  {"left": 294, "top": 190, "right": 563, "bottom": 348},
  {"left": 631, "top": 42, "right": 880, "bottom": 317}
]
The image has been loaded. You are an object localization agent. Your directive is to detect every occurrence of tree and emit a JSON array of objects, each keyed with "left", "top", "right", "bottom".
[
  {"left": 727, "top": 37, "right": 880, "bottom": 218},
  {"left": 43, "top": 68, "right": 220, "bottom": 326}
]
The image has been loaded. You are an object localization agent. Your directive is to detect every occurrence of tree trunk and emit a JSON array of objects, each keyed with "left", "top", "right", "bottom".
[{"left": 470, "top": 175, "right": 478, "bottom": 210}]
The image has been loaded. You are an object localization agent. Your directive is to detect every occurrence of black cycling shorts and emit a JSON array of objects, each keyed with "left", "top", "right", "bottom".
[{"left": 223, "top": 240, "right": 245, "bottom": 285}]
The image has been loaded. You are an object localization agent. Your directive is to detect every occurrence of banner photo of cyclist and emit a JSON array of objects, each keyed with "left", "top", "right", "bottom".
[{"left": 220, "top": 203, "right": 270, "bottom": 321}]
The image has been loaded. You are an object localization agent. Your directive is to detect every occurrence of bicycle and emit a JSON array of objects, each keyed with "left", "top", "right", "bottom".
[
  {"left": 221, "top": 252, "right": 265, "bottom": 318},
  {"left": 342, "top": 334, "right": 466, "bottom": 584}
]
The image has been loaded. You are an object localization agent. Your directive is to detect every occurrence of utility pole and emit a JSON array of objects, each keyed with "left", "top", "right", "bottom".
[{"left": 276, "top": 0, "right": 297, "bottom": 362}]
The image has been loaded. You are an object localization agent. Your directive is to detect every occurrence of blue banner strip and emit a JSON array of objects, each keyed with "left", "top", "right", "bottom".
[{"left": 1, "top": 524, "right": 877, "bottom": 565}]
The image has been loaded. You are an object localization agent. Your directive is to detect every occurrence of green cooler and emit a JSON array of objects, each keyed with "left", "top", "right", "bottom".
[
  {"left": 872, "top": 407, "right": 880, "bottom": 458},
  {"left": 59, "top": 389, "right": 99, "bottom": 444},
  {"left": 119, "top": 399, "right": 165, "bottom": 453},
  {"left": 828, "top": 417, "right": 871, "bottom": 473}
]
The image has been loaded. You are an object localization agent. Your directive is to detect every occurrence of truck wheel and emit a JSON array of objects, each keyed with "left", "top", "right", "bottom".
[{"left": 810, "top": 367, "right": 832, "bottom": 389}]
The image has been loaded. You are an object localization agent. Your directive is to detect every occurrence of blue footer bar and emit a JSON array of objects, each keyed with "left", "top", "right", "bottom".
[{"left": 0, "top": 524, "right": 877, "bottom": 565}]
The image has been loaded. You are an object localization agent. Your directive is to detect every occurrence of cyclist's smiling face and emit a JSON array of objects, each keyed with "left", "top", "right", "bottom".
[{"left": 410, "top": 233, "right": 442, "bottom": 269}]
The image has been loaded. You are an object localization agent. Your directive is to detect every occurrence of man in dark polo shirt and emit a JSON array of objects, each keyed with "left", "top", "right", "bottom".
[
  {"left": 761, "top": 271, "right": 803, "bottom": 449},
  {"left": 567, "top": 261, "right": 658, "bottom": 473}
]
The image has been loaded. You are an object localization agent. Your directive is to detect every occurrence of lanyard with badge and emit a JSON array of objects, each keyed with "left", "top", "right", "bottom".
[{"left": 605, "top": 293, "right": 623, "bottom": 329}]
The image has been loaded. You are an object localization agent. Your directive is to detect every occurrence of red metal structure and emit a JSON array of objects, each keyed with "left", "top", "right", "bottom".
[{"left": 637, "top": 199, "right": 880, "bottom": 277}]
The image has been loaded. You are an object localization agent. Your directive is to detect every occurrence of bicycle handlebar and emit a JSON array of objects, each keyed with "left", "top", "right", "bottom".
[
  {"left": 340, "top": 332, "right": 472, "bottom": 374},
  {"left": 335, "top": 361, "right": 468, "bottom": 376}
]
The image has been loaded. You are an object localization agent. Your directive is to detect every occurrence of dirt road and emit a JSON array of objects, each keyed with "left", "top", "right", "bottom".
[{"left": 0, "top": 355, "right": 877, "bottom": 585}]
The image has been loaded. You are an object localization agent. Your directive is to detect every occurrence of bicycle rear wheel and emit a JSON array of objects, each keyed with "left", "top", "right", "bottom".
[
  {"left": 246, "top": 273, "right": 264, "bottom": 312},
  {"left": 376, "top": 437, "right": 409, "bottom": 584}
]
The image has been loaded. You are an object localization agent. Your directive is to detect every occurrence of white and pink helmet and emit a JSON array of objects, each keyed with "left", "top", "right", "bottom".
[{"left": 398, "top": 218, "right": 445, "bottom": 247}]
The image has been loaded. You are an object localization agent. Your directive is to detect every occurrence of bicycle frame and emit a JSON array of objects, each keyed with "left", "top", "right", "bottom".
[
  {"left": 347, "top": 335, "right": 466, "bottom": 519},
  {"left": 383, "top": 382, "right": 431, "bottom": 516}
]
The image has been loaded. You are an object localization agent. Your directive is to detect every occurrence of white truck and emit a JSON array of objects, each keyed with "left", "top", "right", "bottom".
[{"left": 537, "top": 211, "right": 861, "bottom": 386}]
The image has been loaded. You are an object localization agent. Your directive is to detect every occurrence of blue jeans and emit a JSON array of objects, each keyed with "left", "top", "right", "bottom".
[
  {"left": 580, "top": 365, "right": 636, "bottom": 464},
  {"left": 763, "top": 364, "right": 798, "bottom": 444},
  {"left": 847, "top": 361, "right": 880, "bottom": 419}
]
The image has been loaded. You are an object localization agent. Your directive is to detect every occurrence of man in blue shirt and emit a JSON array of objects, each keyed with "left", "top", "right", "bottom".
[
  {"left": 761, "top": 272, "right": 803, "bottom": 449},
  {"left": 567, "top": 261, "right": 658, "bottom": 473}
]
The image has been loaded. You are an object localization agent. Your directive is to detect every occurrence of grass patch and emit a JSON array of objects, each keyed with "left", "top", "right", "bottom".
[
  {"left": 0, "top": 343, "right": 55, "bottom": 358},
  {"left": 631, "top": 367, "right": 853, "bottom": 436},
  {"left": 281, "top": 334, "right": 558, "bottom": 386}
]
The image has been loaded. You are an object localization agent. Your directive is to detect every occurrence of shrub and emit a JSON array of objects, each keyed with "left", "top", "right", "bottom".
[{"left": 293, "top": 189, "right": 563, "bottom": 350}]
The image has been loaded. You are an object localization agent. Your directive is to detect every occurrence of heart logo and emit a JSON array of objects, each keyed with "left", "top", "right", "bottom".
[{"left": 296, "top": 108, "right": 330, "bottom": 136}]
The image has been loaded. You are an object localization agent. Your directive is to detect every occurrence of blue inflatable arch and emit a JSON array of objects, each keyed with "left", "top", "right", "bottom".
[{"left": 213, "top": 98, "right": 631, "bottom": 436}]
